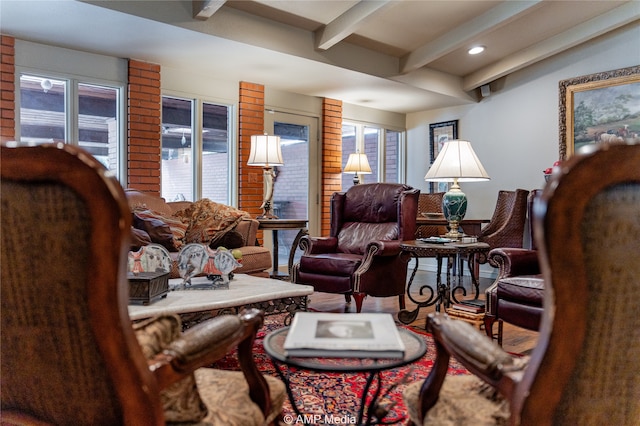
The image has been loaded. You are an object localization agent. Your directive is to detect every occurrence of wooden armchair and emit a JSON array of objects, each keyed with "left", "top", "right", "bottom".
[
  {"left": 415, "top": 192, "right": 447, "bottom": 238},
  {"left": 403, "top": 143, "right": 640, "bottom": 425},
  {"left": 292, "top": 183, "right": 419, "bottom": 313},
  {"left": 484, "top": 189, "right": 544, "bottom": 344},
  {"left": 478, "top": 189, "right": 530, "bottom": 254},
  {"left": 0, "top": 143, "right": 284, "bottom": 425}
]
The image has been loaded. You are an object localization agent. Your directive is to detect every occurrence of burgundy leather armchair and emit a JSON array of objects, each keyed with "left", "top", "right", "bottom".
[
  {"left": 292, "top": 183, "right": 419, "bottom": 313},
  {"left": 484, "top": 189, "right": 544, "bottom": 345}
]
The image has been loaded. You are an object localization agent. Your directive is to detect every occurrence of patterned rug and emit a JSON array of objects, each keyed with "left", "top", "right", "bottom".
[{"left": 211, "top": 313, "right": 470, "bottom": 425}]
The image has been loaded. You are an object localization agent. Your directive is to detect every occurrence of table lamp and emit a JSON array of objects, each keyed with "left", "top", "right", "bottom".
[
  {"left": 424, "top": 140, "right": 490, "bottom": 238},
  {"left": 247, "top": 133, "right": 284, "bottom": 219},
  {"left": 343, "top": 151, "right": 372, "bottom": 185}
]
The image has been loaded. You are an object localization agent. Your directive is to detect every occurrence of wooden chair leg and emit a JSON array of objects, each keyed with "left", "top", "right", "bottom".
[
  {"left": 398, "top": 294, "right": 406, "bottom": 310},
  {"left": 353, "top": 293, "right": 366, "bottom": 313},
  {"left": 484, "top": 315, "right": 496, "bottom": 340}
]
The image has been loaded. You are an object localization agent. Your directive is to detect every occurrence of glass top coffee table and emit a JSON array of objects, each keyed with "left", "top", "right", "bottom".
[{"left": 263, "top": 326, "right": 427, "bottom": 424}]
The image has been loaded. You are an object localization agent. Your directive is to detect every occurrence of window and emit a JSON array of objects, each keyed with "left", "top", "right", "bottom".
[
  {"left": 19, "top": 74, "right": 123, "bottom": 176},
  {"left": 161, "top": 96, "right": 232, "bottom": 203},
  {"left": 341, "top": 122, "right": 404, "bottom": 191}
]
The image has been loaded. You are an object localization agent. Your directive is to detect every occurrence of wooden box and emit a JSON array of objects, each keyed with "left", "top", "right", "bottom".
[{"left": 128, "top": 271, "right": 169, "bottom": 305}]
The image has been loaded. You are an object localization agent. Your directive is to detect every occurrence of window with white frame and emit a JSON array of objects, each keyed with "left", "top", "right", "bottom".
[
  {"left": 161, "top": 96, "right": 231, "bottom": 203},
  {"left": 19, "top": 73, "right": 123, "bottom": 177},
  {"left": 341, "top": 122, "right": 404, "bottom": 191}
]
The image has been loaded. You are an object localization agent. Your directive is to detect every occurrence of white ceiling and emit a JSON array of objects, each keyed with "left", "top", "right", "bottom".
[{"left": 2, "top": 0, "right": 638, "bottom": 113}]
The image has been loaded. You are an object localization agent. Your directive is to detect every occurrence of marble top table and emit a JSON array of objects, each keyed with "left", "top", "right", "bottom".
[{"left": 129, "top": 274, "right": 314, "bottom": 327}]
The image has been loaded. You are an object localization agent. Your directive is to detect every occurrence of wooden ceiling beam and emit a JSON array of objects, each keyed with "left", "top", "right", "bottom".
[
  {"left": 193, "top": 0, "right": 226, "bottom": 20},
  {"left": 314, "top": 0, "right": 391, "bottom": 51},
  {"left": 463, "top": 2, "right": 640, "bottom": 91},
  {"left": 400, "top": 0, "right": 543, "bottom": 74}
]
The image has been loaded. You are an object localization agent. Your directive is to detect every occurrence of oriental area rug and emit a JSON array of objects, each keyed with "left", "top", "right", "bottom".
[{"left": 210, "top": 312, "right": 470, "bottom": 425}]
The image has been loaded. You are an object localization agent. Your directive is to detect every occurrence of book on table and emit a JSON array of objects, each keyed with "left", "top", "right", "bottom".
[
  {"left": 283, "top": 312, "right": 405, "bottom": 359},
  {"left": 449, "top": 303, "right": 485, "bottom": 314},
  {"left": 458, "top": 299, "right": 485, "bottom": 308}
]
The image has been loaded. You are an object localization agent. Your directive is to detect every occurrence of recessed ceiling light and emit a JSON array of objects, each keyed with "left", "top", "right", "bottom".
[{"left": 468, "top": 46, "right": 485, "bottom": 55}]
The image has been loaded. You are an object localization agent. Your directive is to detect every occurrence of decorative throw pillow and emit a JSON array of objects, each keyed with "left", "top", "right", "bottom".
[
  {"left": 134, "top": 209, "right": 188, "bottom": 250},
  {"left": 209, "top": 229, "right": 245, "bottom": 249},
  {"left": 174, "top": 199, "right": 250, "bottom": 245},
  {"left": 133, "top": 213, "right": 177, "bottom": 252},
  {"left": 133, "top": 315, "right": 208, "bottom": 423},
  {"left": 130, "top": 226, "right": 152, "bottom": 250}
]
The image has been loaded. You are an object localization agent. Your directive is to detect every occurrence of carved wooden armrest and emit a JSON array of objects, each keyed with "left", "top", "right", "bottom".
[
  {"left": 150, "top": 309, "right": 267, "bottom": 409},
  {"left": 418, "top": 313, "right": 527, "bottom": 417},
  {"left": 429, "top": 313, "right": 520, "bottom": 380}
]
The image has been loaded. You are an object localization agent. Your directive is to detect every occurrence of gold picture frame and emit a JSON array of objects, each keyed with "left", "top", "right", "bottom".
[{"left": 559, "top": 65, "right": 640, "bottom": 159}]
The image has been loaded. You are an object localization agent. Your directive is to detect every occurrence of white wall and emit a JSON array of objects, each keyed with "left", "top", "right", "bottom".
[{"left": 406, "top": 24, "right": 640, "bottom": 221}]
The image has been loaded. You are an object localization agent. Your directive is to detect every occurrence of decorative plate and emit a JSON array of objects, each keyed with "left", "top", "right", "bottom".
[
  {"left": 128, "top": 243, "right": 172, "bottom": 274},
  {"left": 177, "top": 243, "right": 209, "bottom": 285}
]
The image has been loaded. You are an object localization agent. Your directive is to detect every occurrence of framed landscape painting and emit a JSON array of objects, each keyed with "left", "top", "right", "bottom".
[
  {"left": 429, "top": 120, "right": 458, "bottom": 192},
  {"left": 559, "top": 66, "right": 640, "bottom": 159}
]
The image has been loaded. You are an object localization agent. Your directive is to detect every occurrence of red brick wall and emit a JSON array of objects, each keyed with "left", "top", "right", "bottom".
[
  {"left": 321, "top": 98, "right": 343, "bottom": 235},
  {"left": 127, "top": 59, "right": 161, "bottom": 194},
  {"left": 0, "top": 35, "right": 15, "bottom": 143},
  {"left": 0, "top": 44, "right": 344, "bottom": 236},
  {"left": 238, "top": 81, "right": 265, "bottom": 218}
]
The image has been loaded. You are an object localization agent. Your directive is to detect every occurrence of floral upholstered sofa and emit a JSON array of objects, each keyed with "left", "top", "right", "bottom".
[{"left": 125, "top": 189, "right": 271, "bottom": 278}]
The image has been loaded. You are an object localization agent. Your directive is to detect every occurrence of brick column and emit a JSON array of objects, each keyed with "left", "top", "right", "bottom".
[
  {"left": 321, "top": 98, "right": 342, "bottom": 235},
  {"left": 0, "top": 35, "right": 15, "bottom": 143},
  {"left": 238, "top": 82, "right": 265, "bottom": 218},
  {"left": 127, "top": 59, "right": 161, "bottom": 194}
]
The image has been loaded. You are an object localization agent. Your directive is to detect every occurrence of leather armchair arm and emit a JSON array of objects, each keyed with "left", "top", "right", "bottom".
[
  {"left": 489, "top": 247, "right": 540, "bottom": 278},
  {"left": 299, "top": 235, "right": 338, "bottom": 254},
  {"left": 365, "top": 240, "right": 402, "bottom": 257},
  {"left": 354, "top": 240, "right": 403, "bottom": 277},
  {"left": 418, "top": 313, "right": 527, "bottom": 417}
]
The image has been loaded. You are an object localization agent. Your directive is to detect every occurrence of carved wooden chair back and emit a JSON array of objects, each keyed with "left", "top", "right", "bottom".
[{"left": 415, "top": 192, "right": 447, "bottom": 238}]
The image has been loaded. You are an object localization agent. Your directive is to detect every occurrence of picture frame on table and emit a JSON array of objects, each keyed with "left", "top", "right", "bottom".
[
  {"left": 429, "top": 120, "right": 458, "bottom": 193},
  {"left": 559, "top": 66, "right": 640, "bottom": 159}
]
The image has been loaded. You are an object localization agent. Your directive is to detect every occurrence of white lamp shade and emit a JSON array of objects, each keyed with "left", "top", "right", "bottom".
[
  {"left": 424, "top": 140, "right": 490, "bottom": 182},
  {"left": 247, "top": 134, "right": 284, "bottom": 166},
  {"left": 343, "top": 152, "right": 372, "bottom": 174}
]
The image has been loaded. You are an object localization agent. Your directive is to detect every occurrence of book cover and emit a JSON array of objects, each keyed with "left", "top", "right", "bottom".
[
  {"left": 283, "top": 312, "right": 405, "bottom": 359},
  {"left": 450, "top": 303, "right": 485, "bottom": 313},
  {"left": 458, "top": 299, "right": 485, "bottom": 308}
]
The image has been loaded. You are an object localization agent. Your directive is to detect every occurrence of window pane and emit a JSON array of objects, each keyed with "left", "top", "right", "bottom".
[
  {"left": 272, "top": 121, "right": 310, "bottom": 267},
  {"left": 385, "top": 130, "right": 401, "bottom": 182},
  {"left": 161, "top": 97, "right": 193, "bottom": 201},
  {"left": 201, "top": 102, "right": 230, "bottom": 204},
  {"left": 341, "top": 124, "right": 357, "bottom": 191},
  {"left": 19, "top": 75, "right": 67, "bottom": 143},
  {"left": 364, "top": 126, "right": 380, "bottom": 183},
  {"left": 78, "top": 83, "right": 118, "bottom": 172}
]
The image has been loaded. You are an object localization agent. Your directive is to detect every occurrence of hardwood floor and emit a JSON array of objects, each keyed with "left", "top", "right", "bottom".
[{"left": 305, "top": 270, "right": 539, "bottom": 355}]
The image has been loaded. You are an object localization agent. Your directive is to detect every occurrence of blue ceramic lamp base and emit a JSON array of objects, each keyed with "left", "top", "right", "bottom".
[{"left": 442, "top": 182, "right": 467, "bottom": 239}]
